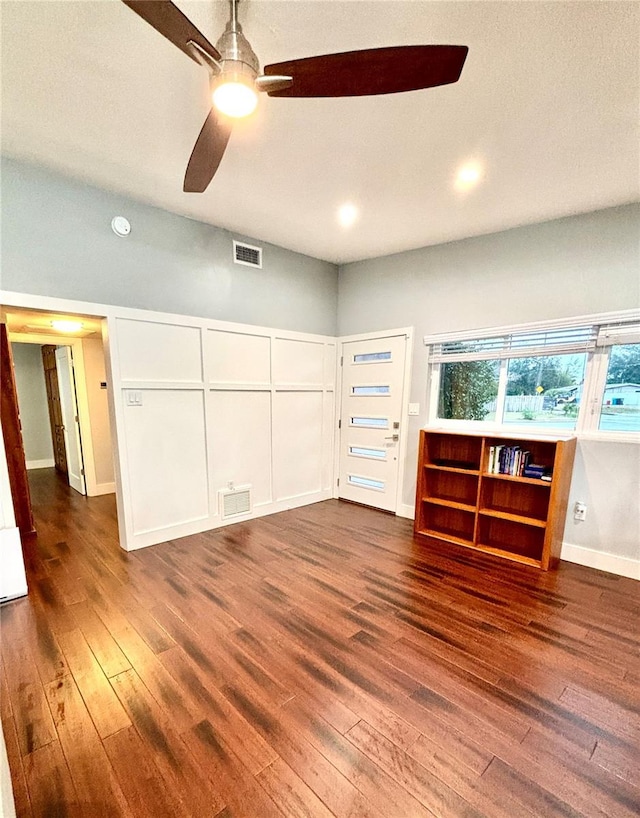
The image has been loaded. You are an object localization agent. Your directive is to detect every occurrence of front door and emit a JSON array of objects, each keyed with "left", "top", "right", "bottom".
[
  {"left": 55, "top": 346, "right": 86, "bottom": 495},
  {"left": 338, "top": 333, "right": 410, "bottom": 512}
]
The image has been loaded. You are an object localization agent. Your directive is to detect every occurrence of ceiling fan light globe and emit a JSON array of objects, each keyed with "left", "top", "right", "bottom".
[{"left": 213, "top": 80, "right": 258, "bottom": 118}]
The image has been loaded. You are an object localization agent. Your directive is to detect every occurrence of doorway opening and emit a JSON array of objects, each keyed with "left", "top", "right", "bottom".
[{"left": 1, "top": 305, "right": 118, "bottom": 542}]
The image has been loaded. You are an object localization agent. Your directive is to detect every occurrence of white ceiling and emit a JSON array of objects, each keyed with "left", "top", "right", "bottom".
[
  {"left": 3, "top": 307, "right": 102, "bottom": 338},
  {"left": 1, "top": 1, "right": 638, "bottom": 264}
]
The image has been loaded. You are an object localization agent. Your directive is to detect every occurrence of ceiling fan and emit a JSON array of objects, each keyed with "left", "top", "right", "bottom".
[{"left": 122, "top": 0, "right": 468, "bottom": 193}]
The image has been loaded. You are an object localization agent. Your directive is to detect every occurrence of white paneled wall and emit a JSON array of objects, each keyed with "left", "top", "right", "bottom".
[{"left": 111, "top": 315, "right": 336, "bottom": 550}]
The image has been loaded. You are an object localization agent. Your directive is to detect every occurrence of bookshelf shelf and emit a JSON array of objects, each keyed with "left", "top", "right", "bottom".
[
  {"left": 478, "top": 508, "right": 547, "bottom": 528},
  {"left": 482, "top": 473, "right": 551, "bottom": 488},
  {"left": 414, "top": 429, "right": 576, "bottom": 570},
  {"left": 422, "top": 530, "right": 474, "bottom": 549},
  {"left": 424, "top": 464, "right": 480, "bottom": 476},
  {"left": 424, "top": 497, "right": 476, "bottom": 513}
]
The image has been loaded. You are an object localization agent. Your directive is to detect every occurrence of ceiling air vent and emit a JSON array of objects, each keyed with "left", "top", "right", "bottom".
[
  {"left": 219, "top": 485, "right": 252, "bottom": 520},
  {"left": 233, "top": 240, "right": 262, "bottom": 269}
]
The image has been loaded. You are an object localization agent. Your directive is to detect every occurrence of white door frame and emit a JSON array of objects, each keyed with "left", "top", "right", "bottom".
[
  {"left": 334, "top": 327, "right": 413, "bottom": 515},
  {"left": 7, "top": 331, "right": 106, "bottom": 496}
]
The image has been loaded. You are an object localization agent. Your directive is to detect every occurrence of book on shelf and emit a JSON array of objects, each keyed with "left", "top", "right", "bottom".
[
  {"left": 523, "top": 463, "right": 553, "bottom": 480},
  {"left": 487, "top": 445, "right": 535, "bottom": 477}
]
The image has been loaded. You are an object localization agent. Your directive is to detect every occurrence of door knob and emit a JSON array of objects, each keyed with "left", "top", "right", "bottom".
[{"left": 384, "top": 434, "right": 399, "bottom": 442}]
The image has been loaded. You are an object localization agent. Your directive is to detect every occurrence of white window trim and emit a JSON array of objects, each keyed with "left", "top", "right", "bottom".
[{"left": 425, "top": 308, "right": 640, "bottom": 442}]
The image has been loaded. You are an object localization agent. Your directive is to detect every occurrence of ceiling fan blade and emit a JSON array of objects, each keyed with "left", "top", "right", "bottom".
[
  {"left": 263, "top": 45, "right": 468, "bottom": 98},
  {"left": 183, "top": 110, "right": 232, "bottom": 193},
  {"left": 121, "top": 0, "right": 220, "bottom": 65}
]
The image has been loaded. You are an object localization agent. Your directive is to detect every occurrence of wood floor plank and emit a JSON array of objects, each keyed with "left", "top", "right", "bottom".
[
  {"left": 103, "top": 725, "right": 193, "bottom": 818},
  {"left": 23, "top": 741, "right": 79, "bottom": 818},
  {"left": 257, "top": 757, "right": 336, "bottom": 818},
  {"left": 110, "top": 668, "right": 226, "bottom": 816},
  {"left": 44, "top": 674, "right": 132, "bottom": 817},
  {"left": 56, "top": 628, "right": 131, "bottom": 739},
  {"left": 0, "top": 662, "right": 33, "bottom": 817},
  {"left": 0, "top": 610, "right": 58, "bottom": 756},
  {"left": 182, "top": 719, "right": 285, "bottom": 818},
  {"left": 345, "top": 719, "right": 486, "bottom": 818},
  {"left": 69, "top": 599, "right": 132, "bottom": 678}
]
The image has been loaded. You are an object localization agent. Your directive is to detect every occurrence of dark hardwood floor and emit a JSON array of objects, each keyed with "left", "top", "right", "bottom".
[{"left": 2, "top": 468, "right": 639, "bottom": 817}]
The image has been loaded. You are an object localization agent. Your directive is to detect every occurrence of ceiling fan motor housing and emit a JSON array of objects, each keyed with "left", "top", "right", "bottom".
[{"left": 214, "top": 20, "right": 260, "bottom": 83}]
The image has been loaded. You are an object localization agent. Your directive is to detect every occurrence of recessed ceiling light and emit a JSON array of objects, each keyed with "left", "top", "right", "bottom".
[
  {"left": 454, "top": 162, "right": 483, "bottom": 191},
  {"left": 51, "top": 320, "right": 83, "bottom": 333},
  {"left": 338, "top": 203, "right": 359, "bottom": 228}
]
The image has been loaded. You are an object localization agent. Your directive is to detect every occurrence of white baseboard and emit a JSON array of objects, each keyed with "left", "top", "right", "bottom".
[
  {"left": 397, "top": 503, "right": 415, "bottom": 520},
  {"left": 26, "top": 459, "right": 54, "bottom": 470},
  {"left": 123, "top": 489, "right": 333, "bottom": 551},
  {"left": 561, "top": 542, "right": 640, "bottom": 580}
]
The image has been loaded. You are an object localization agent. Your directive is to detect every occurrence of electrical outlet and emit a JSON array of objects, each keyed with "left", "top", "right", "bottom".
[
  {"left": 408, "top": 403, "right": 420, "bottom": 416},
  {"left": 573, "top": 501, "right": 587, "bottom": 521}
]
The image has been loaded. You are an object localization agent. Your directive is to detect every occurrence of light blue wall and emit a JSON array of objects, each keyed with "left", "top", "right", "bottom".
[
  {"left": 338, "top": 203, "right": 640, "bottom": 338},
  {"left": 11, "top": 343, "right": 54, "bottom": 466},
  {"left": 1, "top": 158, "right": 339, "bottom": 336},
  {"left": 338, "top": 204, "right": 640, "bottom": 562}
]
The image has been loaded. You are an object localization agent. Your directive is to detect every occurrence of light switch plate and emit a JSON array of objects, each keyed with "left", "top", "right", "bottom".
[
  {"left": 125, "top": 390, "right": 143, "bottom": 406},
  {"left": 408, "top": 403, "right": 420, "bottom": 416}
]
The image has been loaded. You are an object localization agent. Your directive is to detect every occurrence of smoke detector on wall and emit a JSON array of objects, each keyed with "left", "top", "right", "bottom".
[{"left": 111, "top": 216, "right": 131, "bottom": 237}]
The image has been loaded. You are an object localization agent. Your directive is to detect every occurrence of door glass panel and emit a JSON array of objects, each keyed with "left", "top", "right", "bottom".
[
  {"left": 349, "top": 446, "right": 386, "bottom": 460},
  {"left": 352, "top": 385, "right": 390, "bottom": 396},
  {"left": 353, "top": 352, "right": 392, "bottom": 363},
  {"left": 350, "top": 416, "right": 388, "bottom": 428},
  {"left": 348, "top": 475, "right": 385, "bottom": 490}
]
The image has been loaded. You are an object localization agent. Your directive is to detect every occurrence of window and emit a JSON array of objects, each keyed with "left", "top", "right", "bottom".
[
  {"left": 425, "top": 315, "right": 640, "bottom": 436},
  {"left": 438, "top": 360, "right": 500, "bottom": 421},
  {"left": 596, "top": 329, "right": 640, "bottom": 432}
]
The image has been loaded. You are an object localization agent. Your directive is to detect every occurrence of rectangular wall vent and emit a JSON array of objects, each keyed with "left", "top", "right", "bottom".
[
  {"left": 233, "top": 240, "right": 262, "bottom": 269},
  {"left": 219, "top": 485, "right": 252, "bottom": 519}
]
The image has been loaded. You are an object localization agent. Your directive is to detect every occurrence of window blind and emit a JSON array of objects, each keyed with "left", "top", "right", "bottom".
[
  {"left": 596, "top": 323, "right": 640, "bottom": 347},
  {"left": 429, "top": 326, "right": 597, "bottom": 363}
]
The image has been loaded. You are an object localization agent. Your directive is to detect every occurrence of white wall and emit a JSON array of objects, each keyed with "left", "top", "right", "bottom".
[
  {"left": 107, "top": 311, "right": 336, "bottom": 551},
  {"left": 338, "top": 204, "right": 640, "bottom": 574},
  {"left": 82, "top": 337, "right": 114, "bottom": 489},
  {"left": 11, "top": 342, "right": 54, "bottom": 469}
]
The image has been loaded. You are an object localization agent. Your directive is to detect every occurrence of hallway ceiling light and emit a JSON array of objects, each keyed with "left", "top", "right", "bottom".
[
  {"left": 51, "top": 319, "right": 84, "bottom": 333},
  {"left": 338, "top": 203, "right": 359, "bottom": 228},
  {"left": 454, "top": 162, "right": 483, "bottom": 191}
]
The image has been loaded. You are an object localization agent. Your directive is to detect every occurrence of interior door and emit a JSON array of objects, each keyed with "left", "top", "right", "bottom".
[
  {"left": 338, "top": 334, "right": 409, "bottom": 512},
  {"left": 42, "top": 345, "right": 68, "bottom": 474},
  {"left": 55, "top": 346, "right": 86, "bottom": 495}
]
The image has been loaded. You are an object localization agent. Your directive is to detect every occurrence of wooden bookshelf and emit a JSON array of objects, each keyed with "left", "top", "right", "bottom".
[{"left": 414, "top": 429, "right": 577, "bottom": 570}]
